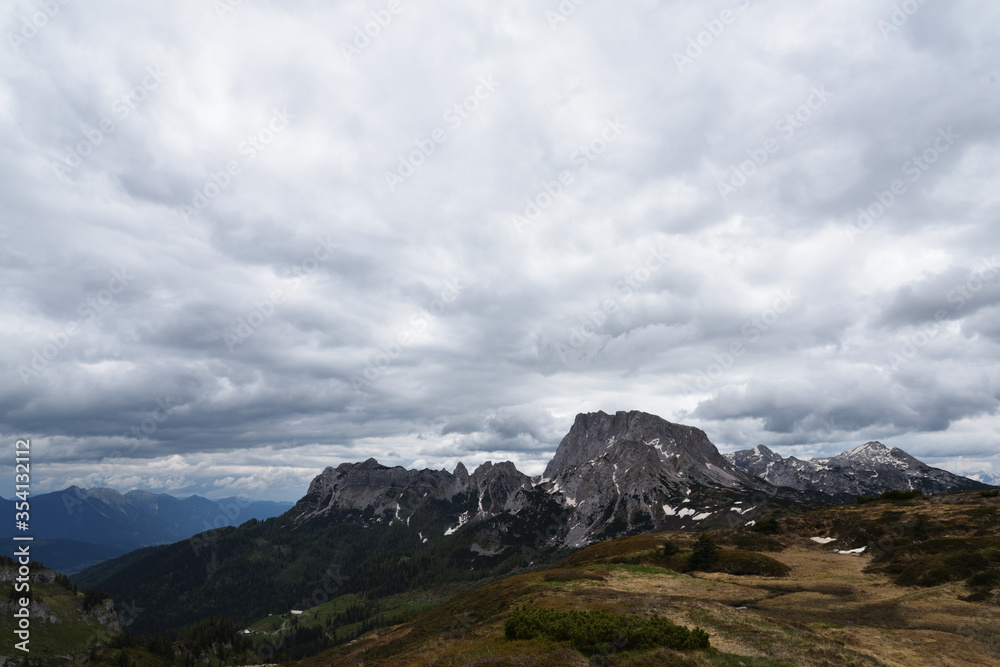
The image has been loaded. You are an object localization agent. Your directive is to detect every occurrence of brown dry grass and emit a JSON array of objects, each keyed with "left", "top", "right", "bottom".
[{"left": 296, "top": 493, "right": 1000, "bottom": 667}]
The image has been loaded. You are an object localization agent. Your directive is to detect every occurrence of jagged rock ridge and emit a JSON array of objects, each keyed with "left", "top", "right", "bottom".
[
  {"left": 293, "top": 411, "right": 817, "bottom": 549},
  {"left": 724, "top": 441, "right": 990, "bottom": 498},
  {"left": 294, "top": 457, "right": 533, "bottom": 525},
  {"left": 294, "top": 413, "right": 988, "bottom": 551}
]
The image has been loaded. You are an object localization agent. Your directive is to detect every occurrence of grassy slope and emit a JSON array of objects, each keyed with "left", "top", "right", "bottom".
[
  {"left": 245, "top": 588, "right": 451, "bottom": 650},
  {"left": 295, "top": 491, "right": 1000, "bottom": 667},
  {"left": 0, "top": 571, "right": 117, "bottom": 664}
]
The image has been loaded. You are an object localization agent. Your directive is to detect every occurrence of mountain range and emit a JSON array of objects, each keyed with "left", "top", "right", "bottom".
[
  {"left": 294, "top": 411, "right": 831, "bottom": 551},
  {"left": 0, "top": 487, "right": 292, "bottom": 572},
  {"left": 724, "top": 442, "right": 988, "bottom": 499},
  {"left": 74, "top": 410, "right": 993, "bottom": 637},
  {"left": 967, "top": 470, "right": 1000, "bottom": 486}
]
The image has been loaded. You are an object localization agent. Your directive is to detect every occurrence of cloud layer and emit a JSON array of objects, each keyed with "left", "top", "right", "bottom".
[{"left": 2, "top": 0, "right": 998, "bottom": 500}]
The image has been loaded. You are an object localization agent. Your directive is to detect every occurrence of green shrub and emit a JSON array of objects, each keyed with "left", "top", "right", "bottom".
[
  {"left": 945, "top": 551, "right": 989, "bottom": 572},
  {"left": 727, "top": 534, "right": 784, "bottom": 552},
  {"left": 966, "top": 569, "right": 1000, "bottom": 588},
  {"left": 859, "top": 489, "right": 924, "bottom": 504},
  {"left": 980, "top": 489, "right": 999, "bottom": 498},
  {"left": 895, "top": 550, "right": 992, "bottom": 587},
  {"left": 688, "top": 535, "right": 720, "bottom": 571},
  {"left": 908, "top": 515, "right": 930, "bottom": 542},
  {"left": 504, "top": 606, "right": 710, "bottom": 655},
  {"left": 661, "top": 541, "right": 680, "bottom": 558},
  {"left": 750, "top": 517, "right": 782, "bottom": 534},
  {"left": 712, "top": 550, "right": 791, "bottom": 577}
]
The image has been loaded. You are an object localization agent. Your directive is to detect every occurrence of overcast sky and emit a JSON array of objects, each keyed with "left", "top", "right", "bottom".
[{"left": 2, "top": 0, "right": 998, "bottom": 501}]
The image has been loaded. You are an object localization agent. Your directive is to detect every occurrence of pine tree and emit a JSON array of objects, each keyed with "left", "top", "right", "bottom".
[{"left": 689, "top": 534, "right": 720, "bottom": 571}]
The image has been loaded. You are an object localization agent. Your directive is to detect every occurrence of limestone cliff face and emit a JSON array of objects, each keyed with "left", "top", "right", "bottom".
[
  {"left": 543, "top": 410, "right": 763, "bottom": 489},
  {"left": 293, "top": 457, "right": 532, "bottom": 525},
  {"left": 536, "top": 411, "right": 784, "bottom": 545}
]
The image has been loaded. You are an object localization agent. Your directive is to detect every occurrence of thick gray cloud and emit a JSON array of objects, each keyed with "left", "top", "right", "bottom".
[{"left": 1, "top": 0, "right": 999, "bottom": 500}]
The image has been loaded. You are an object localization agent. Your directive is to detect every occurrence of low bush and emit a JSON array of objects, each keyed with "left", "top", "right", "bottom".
[
  {"left": 908, "top": 515, "right": 930, "bottom": 542},
  {"left": 750, "top": 517, "right": 782, "bottom": 534},
  {"left": 894, "top": 549, "right": 993, "bottom": 587},
  {"left": 661, "top": 543, "right": 788, "bottom": 577},
  {"left": 726, "top": 534, "right": 785, "bottom": 552},
  {"left": 712, "top": 550, "right": 791, "bottom": 577},
  {"left": 980, "top": 489, "right": 1000, "bottom": 498},
  {"left": 504, "top": 606, "right": 710, "bottom": 655},
  {"left": 660, "top": 540, "right": 680, "bottom": 558},
  {"left": 858, "top": 489, "right": 924, "bottom": 504},
  {"left": 966, "top": 569, "right": 1000, "bottom": 588}
]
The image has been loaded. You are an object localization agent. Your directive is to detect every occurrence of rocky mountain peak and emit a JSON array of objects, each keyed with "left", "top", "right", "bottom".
[
  {"left": 752, "top": 444, "right": 781, "bottom": 460},
  {"left": 842, "top": 441, "right": 888, "bottom": 456},
  {"left": 542, "top": 410, "right": 724, "bottom": 480}
]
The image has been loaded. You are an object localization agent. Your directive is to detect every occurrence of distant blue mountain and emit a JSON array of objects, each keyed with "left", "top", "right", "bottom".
[{"left": 0, "top": 487, "right": 293, "bottom": 572}]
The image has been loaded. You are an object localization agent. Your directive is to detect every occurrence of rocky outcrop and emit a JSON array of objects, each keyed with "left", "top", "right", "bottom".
[
  {"left": 88, "top": 598, "right": 120, "bottom": 632},
  {"left": 0, "top": 566, "right": 119, "bottom": 632},
  {"left": 292, "top": 457, "right": 532, "bottom": 525}
]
